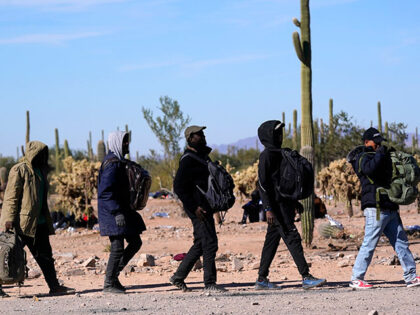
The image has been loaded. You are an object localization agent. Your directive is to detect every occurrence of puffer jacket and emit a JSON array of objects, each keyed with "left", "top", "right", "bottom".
[
  {"left": 0, "top": 141, "right": 54, "bottom": 237},
  {"left": 97, "top": 152, "right": 146, "bottom": 236}
]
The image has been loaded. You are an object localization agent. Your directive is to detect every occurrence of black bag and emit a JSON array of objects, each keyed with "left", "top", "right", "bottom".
[
  {"left": 274, "top": 148, "right": 314, "bottom": 200},
  {"left": 0, "top": 230, "right": 26, "bottom": 285},
  {"left": 103, "top": 158, "right": 152, "bottom": 211},
  {"left": 182, "top": 153, "right": 236, "bottom": 212}
]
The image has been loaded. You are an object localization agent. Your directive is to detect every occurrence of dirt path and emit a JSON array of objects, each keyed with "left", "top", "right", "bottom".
[{"left": 0, "top": 199, "right": 419, "bottom": 314}]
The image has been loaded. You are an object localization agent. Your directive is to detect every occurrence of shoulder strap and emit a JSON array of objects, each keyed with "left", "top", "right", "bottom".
[
  {"left": 180, "top": 152, "right": 208, "bottom": 166},
  {"left": 102, "top": 157, "right": 120, "bottom": 171}
]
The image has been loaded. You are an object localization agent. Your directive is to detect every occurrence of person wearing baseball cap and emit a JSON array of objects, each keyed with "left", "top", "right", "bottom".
[
  {"left": 347, "top": 127, "right": 420, "bottom": 289},
  {"left": 169, "top": 125, "right": 227, "bottom": 293}
]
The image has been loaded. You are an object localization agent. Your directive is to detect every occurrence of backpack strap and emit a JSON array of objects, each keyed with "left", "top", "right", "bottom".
[
  {"left": 101, "top": 157, "right": 121, "bottom": 172},
  {"left": 180, "top": 152, "right": 209, "bottom": 166}
]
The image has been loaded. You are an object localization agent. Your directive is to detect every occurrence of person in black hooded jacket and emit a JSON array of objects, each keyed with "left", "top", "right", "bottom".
[
  {"left": 255, "top": 120, "right": 326, "bottom": 290},
  {"left": 169, "top": 125, "right": 226, "bottom": 293}
]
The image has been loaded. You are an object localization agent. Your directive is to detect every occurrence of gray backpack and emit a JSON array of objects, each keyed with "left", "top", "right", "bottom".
[{"left": 0, "top": 230, "right": 26, "bottom": 285}]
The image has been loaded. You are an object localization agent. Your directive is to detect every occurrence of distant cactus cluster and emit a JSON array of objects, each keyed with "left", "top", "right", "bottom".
[
  {"left": 317, "top": 159, "right": 361, "bottom": 217},
  {"left": 230, "top": 162, "right": 259, "bottom": 199},
  {"left": 52, "top": 157, "right": 101, "bottom": 219}
]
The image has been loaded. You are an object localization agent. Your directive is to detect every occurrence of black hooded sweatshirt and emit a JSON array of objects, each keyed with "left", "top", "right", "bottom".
[{"left": 257, "top": 120, "right": 297, "bottom": 228}]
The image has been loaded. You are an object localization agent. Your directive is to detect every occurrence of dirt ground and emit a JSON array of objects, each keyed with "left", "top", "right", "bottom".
[{"left": 1, "top": 198, "right": 419, "bottom": 314}]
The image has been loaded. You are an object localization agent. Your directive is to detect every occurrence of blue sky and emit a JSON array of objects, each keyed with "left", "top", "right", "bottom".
[{"left": 0, "top": 0, "right": 419, "bottom": 157}]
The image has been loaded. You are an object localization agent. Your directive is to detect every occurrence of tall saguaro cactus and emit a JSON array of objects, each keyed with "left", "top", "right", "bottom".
[
  {"left": 292, "top": 0, "right": 315, "bottom": 246},
  {"left": 55, "top": 128, "right": 60, "bottom": 173},
  {"left": 293, "top": 109, "right": 298, "bottom": 150},
  {"left": 97, "top": 140, "right": 106, "bottom": 162},
  {"left": 64, "top": 139, "right": 70, "bottom": 159},
  {"left": 384, "top": 122, "right": 389, "bottom": 140},
  {"left": 377, "top": 101, "right": 382, "bottom": 133},
  {"left": 329, "top": 98, "right": 334, "bottom": 136},
  {"left": 26, "top": 110, "right": 30, "bottom": 144}
]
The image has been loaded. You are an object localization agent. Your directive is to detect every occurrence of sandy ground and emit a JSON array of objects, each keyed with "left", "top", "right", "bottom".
[{"left": 1, "top": 198, "right": 419, "bottom": 314}]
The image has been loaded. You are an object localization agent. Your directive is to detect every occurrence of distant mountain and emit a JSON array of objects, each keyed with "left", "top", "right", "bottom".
[{"left": 212, "top": 136, "right": 262, "bottom": 154}]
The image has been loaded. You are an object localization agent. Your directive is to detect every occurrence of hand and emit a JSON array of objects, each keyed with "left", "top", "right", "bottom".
[
  {"left": 266, "top": 210, "right": 275, "bottom": 226},
  {"left": 295, "top": 202, "right": 304, "bottom": 214},
  {"left": 195, "top": 207, "right": 207, "bottom": 221},
  {"left": 5, "top": 221, "right": 13, "bottom": 231},
  {"left": 115, "top": 214, "right": 126, "bottom": 228}
]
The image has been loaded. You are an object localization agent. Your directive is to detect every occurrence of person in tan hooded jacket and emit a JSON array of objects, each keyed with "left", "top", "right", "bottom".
[{"left": 0, "top": 141, "right": 74, "bottom": 297}]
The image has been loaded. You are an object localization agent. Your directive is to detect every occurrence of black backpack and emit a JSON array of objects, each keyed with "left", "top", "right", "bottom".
[
  {"left": 0, "top": 230, "right": 27, "bottom": 285},
  {"left": 102, "top": 158, "right": 152, "bottom": 211},
  {"left": 182, "top": 153, "right": 236, "bottom": 213},
  {"left": 273, "top": 148, "right": 314, "bottom": 200}
]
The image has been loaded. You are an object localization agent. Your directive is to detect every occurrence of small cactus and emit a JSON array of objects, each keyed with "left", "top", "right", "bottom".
[
  {"left": 0, "top": 167, "right": 7, "bottom": 187},
  {"left": 293, "top": 109, "right": 298, "bottom": 150},
  {"left": 318, "top": 222, "right": 344, "bottom": 239},
  {"left": 64, "top": 139, "right": 70, "bottom": 159},
  {"left": 329, "top": 98, "right": 334, "bottom": 136},
  {"left": 55, "top": 128, "right": 61, "bottom": 173},
  {"left": 26, "top": 110, "right": 30, "bottom": 144}
]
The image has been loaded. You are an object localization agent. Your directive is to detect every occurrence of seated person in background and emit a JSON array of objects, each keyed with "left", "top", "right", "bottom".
[{"left": 239, "top": 188, "right": 265, "bottom": 224}]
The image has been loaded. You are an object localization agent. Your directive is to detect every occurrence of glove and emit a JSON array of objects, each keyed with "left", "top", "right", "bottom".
[
  {"left": 295, "top": 202, "right": 304, "bottom": 214},
  {"left": 115, "top": 214, "right": 126, "bottom": 228},
  {"left": 378, "top": 145, "right": 388, "bottom": 155}
]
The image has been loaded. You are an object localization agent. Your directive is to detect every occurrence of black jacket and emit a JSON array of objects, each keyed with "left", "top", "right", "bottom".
[
  {"left": 347, "top": 145, "right": 398, "bottom": 211},
  {"left": 257, "top": 120, "right": 298, "bottom": 228},
  {"left": 174, "top": 146, "right": 212, "bottom": 219}
]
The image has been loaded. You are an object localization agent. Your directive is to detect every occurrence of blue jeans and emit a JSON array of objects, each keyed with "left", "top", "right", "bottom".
[{"left": 351, "top": 208, "right": 417, "bottom": 283}]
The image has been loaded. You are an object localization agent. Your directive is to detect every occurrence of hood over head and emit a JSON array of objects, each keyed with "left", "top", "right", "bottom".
[
  {"left": 108, "top": 131, "right": 128, "bottom": 160},
  {"left": 258, "top": 120, "right": 285, "bottom": 151},
  {"left": 25, "top": 141, "right": 48, "bottom": 166}
]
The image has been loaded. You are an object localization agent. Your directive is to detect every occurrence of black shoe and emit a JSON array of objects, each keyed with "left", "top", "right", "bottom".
[
  {"left": 204, "top": 284, "right": 227, "bottom": 293},
  {"left": 103, "top": 285, "right": 125, "bottom": 294},
  {"left": 0, "top": 288, "right": 9, "bottom": 298},
  {"left": 114, "top": 279, "right": 126, "bottom": 291},
  {"left": 169, "top": 275, "right": 191, "bottom": 292},
  {"left": 49, "top": 285, "right": 76, "bottom": 296}
]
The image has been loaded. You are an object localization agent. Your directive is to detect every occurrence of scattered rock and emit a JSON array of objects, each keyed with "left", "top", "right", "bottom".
[
  {"left": 137, "top": 254, "right": 156, "bottom": 267},
  {"left": 250, "top": 262, "right": 260, "bottom": 270},
  {"left": 217, "top": 265, "right": 228, "bottom": 272},
  {"left": 280, "top": 276, "right": 288, "bottom": 281},
  {"left": 252, "top": 302, "right": 259, "bottom": 306},
  {"left": 335, "top": 253, "right": 345, "bottom": 259},
  {"left": 27, "top": 268, "right": 42, "bottom": 279},
  {"left": 337, "top": 261, "right": 350, "bottom": 268},
  {"left": 55, "top": 252, "right": 76, "bottom": 260},
  {"left": 368, "top": 311, "right": 378, "bottom": 315},
  {"left": 386, "top": 255, "right": 400, "bottom": 266},
  {"left": 82, "top": 257, "right": 97, "bottom": 268},
  {"left": 231, "top": 257, "right": 244, "bottom": 271},
  {"left": 62, "top": 268, "right": 86, "bottom": 276}
]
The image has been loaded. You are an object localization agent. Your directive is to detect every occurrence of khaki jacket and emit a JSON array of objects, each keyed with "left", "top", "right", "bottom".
[{"left": 0, "top": 141, "right": 54, "bottom": 237}]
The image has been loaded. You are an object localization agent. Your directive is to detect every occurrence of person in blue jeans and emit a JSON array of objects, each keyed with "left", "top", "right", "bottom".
[{"left": 347, "top": 127, "right": 420, "bottom": 289}]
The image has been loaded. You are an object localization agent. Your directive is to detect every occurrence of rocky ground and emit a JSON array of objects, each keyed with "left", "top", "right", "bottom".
[{"left": 1, "top": 198, "right": 419, "bottom": 314}]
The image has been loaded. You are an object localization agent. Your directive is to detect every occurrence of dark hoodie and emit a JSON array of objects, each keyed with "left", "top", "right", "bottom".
[
  {"left": 347, "top": 145, "right": 398, "bottom": 211},
  {"left": 257, "top": 120, "right": 297, "bottom": 228}
]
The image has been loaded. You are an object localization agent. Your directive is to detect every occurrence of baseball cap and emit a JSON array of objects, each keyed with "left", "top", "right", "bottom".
[
  {"left": 184, "top": 125, "right": 206, "bottom": 140},
  {"left": 362, "top": 127, "right": 387, "bottom": 144}
]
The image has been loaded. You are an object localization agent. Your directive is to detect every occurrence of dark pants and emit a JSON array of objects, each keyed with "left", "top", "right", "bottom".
[
  {"left": 258, "top": 222, "right": 310, "bottom": 279},
  {"left": 173, "top": 215, "right": 218, "bottom": 285},
  {"left": 21, "top": 223, "right": 59, "bottom": 289},
  {"left": 105, "top": 234, "right": 142, "bottom": 287}
]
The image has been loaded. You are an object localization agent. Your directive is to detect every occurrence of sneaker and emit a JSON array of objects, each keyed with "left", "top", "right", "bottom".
[
  {"left": 49, "top": 285, "right": 76, "bottom": 296},
  {"left": 406, "top": 276, "right": 420, "bottom": 288},
  {"left": 0, "top": 288, "right": 9, "bottom": 298},
  {"left": 169, "top": 275, "right": 191, "bottom": 292},
  {"left": 349, "top": 279, "right": 373, "bottom": 290},
  {"left": 255, "top": 277, "right": 282, "bottom": 290},
  {"left": 203, "top": 284, "right": 227, "bottom": 293},
  {"left": 103, "top": 285, "right": 125, "bottom": 294},
  {"left": 115, "top": 279, "right": 126, "bottom": 292},
  {"left": 302, "top": 274, "right": 327, "bottom": 290}
]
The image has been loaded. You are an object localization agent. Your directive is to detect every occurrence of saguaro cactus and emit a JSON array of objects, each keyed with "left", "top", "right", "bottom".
[
  {"left": 319, "top": 118, "right": 325, "bottom": 168},
  {"left": 97, "top": 140, "right": 106, "bottom": 162},
  {"left": 377, "top": 101, "right": 382, "bottom": 133},
  {"left": 329, "top": 98, "right": 334, "bottom": 136},
  {"left": 292, "top": 0, "right": 315, "bottom": 246},
  {"left": 26, "top": 110, "right": 30, "bottom": 144},
  {"left": 55, "top": 128, "right": 60, "bottom": 173},
  {"left": 293, "top": 109, "right": 298, "bottom": 150},
  {"left": 64, "top": 139, "right": 70, "bottom": 159},
  {"left": 384, "top": 121, "right": 389, "bottom": 140}
]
